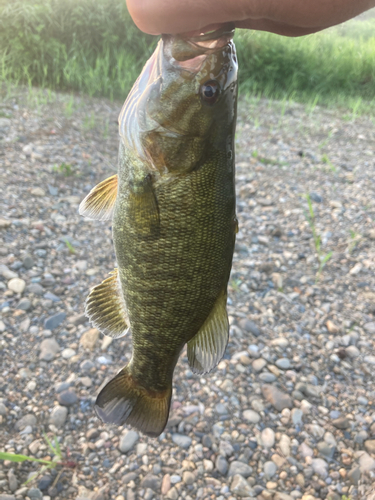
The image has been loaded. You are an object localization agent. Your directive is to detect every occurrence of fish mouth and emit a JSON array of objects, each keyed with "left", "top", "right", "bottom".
[{"left": 162, "top": 24, "right": 235, "bottom": 71}]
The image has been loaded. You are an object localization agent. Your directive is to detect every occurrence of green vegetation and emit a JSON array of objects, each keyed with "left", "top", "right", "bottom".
[
  {"left": 0, "top": 433, "right": 74, "bottom": 486},
  {"left": 0, "top": 0, "right": 375, "bottom": 111},
  {"left": 53, "top": 162, "right": 75, "bottom": 176},
  {"left": 303, "top": 194, "right": 333, "bottom": 281}
]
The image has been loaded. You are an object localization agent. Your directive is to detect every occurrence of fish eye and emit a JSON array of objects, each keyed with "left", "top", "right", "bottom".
[{"left": 200, "top": 80, "right": 220, "bottom": 105}]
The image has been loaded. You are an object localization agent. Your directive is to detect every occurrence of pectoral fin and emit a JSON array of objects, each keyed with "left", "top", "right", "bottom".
[
  {"left": 187, "top": 290, "right": 229, "bottom": 374},
  {"left": 79, "top": 174, "right": 118, "bottom": 221},
  {"left": 85, "top": 269, "right": 129, "bottom": 338},
  {"left": 129, "top": 174, "right": 160, "bottom": 237}
]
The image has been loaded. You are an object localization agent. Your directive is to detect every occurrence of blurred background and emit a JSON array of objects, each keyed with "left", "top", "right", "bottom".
[{"left": 0, "top": 0, "right": 374, "bottom": 112}]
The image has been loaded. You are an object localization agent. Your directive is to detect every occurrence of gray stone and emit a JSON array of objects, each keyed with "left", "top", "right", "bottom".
[
  {"left": 122, "top": 472, "right": 138, "bottom": 484},
  {"left": 0, "top": 402, "right": 7, "bottom": 415},
  {"left": 309, "top": 192, "right": 323, "bottom": 203},
  {"left": 359, "top": 452, "right": 375, "bottom": 472},
  {"left": 264, "top": 461, "right": 277, "bottom": 478},
  {"left": 27, "top": 488, "right": 43, "bottom": 500},
  {"left": 140, "top": 474, "right": 161, "bottom": 492},
  {"left": 57, "top": 390, "right": 77, "bottom": 406},
  {"left": 364, "top": 322, "right": 375, "bottom": 334},
  {"left": 317, "top": 441, "right": 336, "bottom": 459},
  {"left": 39, "top": 337, "right": 60, "bottom": 361},
  {"left": 119, "top": 430, "right": 139, "bottom": 453},
  {"left": 364, "top": 440, "right": 375, "bottom": 454},
  {"left": 275, "top": 358, "right": 290, "bottom": 370},
  {"left": 172, "top": 433, "right": 192, "bottom": 449},
  {"left": 182, "top": 471, "right": 195, "bottom": 485},
  {"left": 215, "top": 455, "right": 229, "bottom": 475},
  {"left": 17, "top": 298, "right": 32, "bottom": 311},
  {"left": 80, "top": 359, "right": 95, "bottom": 372},
  {"left": 49, "top": 405, "right": 68, "bottom": 427},
  {"left": 15, "top": 414, "right": 37, "bottom": 430},
  {"left": 239, "top": 319, "right": 261, "bottom": 336},
  {"left": 23, "top": 254, "right": 34, "bottom": 269},
  {"left": 332, "top": 416, "right": 350, "bottom": 429},
  {"left": 364, "top": 355, "right": 375, "bottom": 365},
  {"left": 262, "top": 385, "right": 293, "bottom": 411},
  {"left": 259, "top": 372, "right": 276, "bottom": 382},
  {"left": 291, "top": 408, "right": 303, "bottom": 425},
  {"left": 243, "top": 409, "right": 260, "bottom": 423},
  {"left": 230, "top": 475, "right": 255, "bottom": 497},
  {"left": 8, "top": 469, "right": 18, "bottom": 492},
  {"left": 0, "top": 496, "right": 16, "bottom": 500},
  {"left": 228, "top": 461, "right": 253, "bottom": 478},
  {"left": 345, "top": 345, "right": 360, "bottom": 358},
  {"left": 348, "top": 466, "right": 361, "bottom": 485},
  {"left": 27, "top": 284, "right": 44, "bottom": 295},
  {"left": 0, "top": 264, "right": 18, "bottom": 279},
  {"left": 311, "top": 458, "right": 328, "bottom": 478},
  {"left": 44, "top": 312, "right": 66, "bottom": 330}
]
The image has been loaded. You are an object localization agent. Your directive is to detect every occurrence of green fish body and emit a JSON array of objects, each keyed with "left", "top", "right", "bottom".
[{"left": 79, "top": 26, "right": 238, "bottom": 437}]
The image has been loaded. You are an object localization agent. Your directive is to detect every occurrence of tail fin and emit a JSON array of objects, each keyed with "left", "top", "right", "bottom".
[{"left": 95, "top": 366, "right": 172, "bottom": 437}]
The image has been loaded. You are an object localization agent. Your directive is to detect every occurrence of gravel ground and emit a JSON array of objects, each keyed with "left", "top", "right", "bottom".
[{"left": 0, "top": 86, "right": 375, "bottom": 500}]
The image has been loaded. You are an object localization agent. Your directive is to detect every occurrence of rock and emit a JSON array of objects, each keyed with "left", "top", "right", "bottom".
[
  {"left": 80, "top": 328, "right": 100, "bottom": 350},
  {"left": 345, "top": 345, "right": 360, "bottom": 358},
  {"left": 8, "top": 469, "right": 18, "bottom": 492},
  {"left": 364, "top": 440, "right": 375, "bottom": 454},
  {"left": 275, "top": 358, "right": 290, "bottom": 370},
  {"left": 317, "top": 441, "right": 336, "bottom": 459},
  {"left": 262, "top": 385, "right": 293, "bottom": 411},
  {"left": 252, "top": 358, "right": 266, "bottom": 372},
  {"left": 22, "top": 254, "right": 34, "bottom": 269},
  {"left": 15, "top": 414, "right": 37, "bottom": 430},
  {"left": 243, "top": 409, "right": 260, "bottom": 423},
  {"left": 0, "top": 402, "right": 7, "bottom": 415},
  {"left": 264, "top": 461, "right": 277, "bottom": 478},
  {"left": 80, "top": 359, "right": 95, "bottom": 372},
  {"left": 228, "top": 461, "right": 253, "bottom": 478},
  {"left": 39, "top": 338, "right": 60, "bottom": 361},
  {"left": 37, "top": 475, "right": 52, "bottom": 491},
  {"left": 0, "top": 218, "right": 11, "bottom": 229},
  {"left": 0, "top": 496, "right": 16, "bottom": 500},
  {"left": 68, "top": 313, "right": 87, "bottom": 326},
  {"left": 26, "top": 488, "right": 43, "bottom": 499},
  {"left": 49, "top": 405, "right": 68, "bottom": 427},
  {"left": 140, "top": 474, "right": 161, "bottom": 492},
  {"left": 309, "top": 192, "right": 323, "bottom": 203},
  {"left": 332, "top": 416, "right": 350, "bottom": 429},
  {"left": 311, "top": 458, "right": 328, "bottom": 478},
  {"left": 348, "top": 466, "right": 361, "bottom": 485},
  {"left": 279, "top": 434, "right": 291, "bottom": 456},
  {"left": 274, "top": 494, "right": 293, "bottom": 500},
  {"left": 17, "top": 298, "right": 31, "bottom": 311},
  {"left": 359, "top": 452, "right": 375, "bottom": 472},
  {"left": 230, "top": 475, "right": 255, "bottom": 497},
  {"left": 44, "top": 312, "right": 66, "bottom": 330},
  {"left": 364, "top": 355, "right": 375, "bottom": 365},
  {"left": 61, "top": 347, "right": 76, "bottom": 359},
  {"left": 31, "top": 187, "right": 46, "bottom": 196},
  {"left": 291, "top": 408, "right": 303, "bottom": 425},
  {"left": 8, "top": 278, "right": 26, "bottom": 293},
  {"left": 27, "top": 283, "right": 44, "bottom": 295},
  {"left": 119, "top": 430, "right": 139, "bottom": 453},
  {"left": 166, "top": 487, "right": 178, "bottom": 500},
  {"left": 172, "top": 434, "right": 192, "bottom": 449},
  {"left": 57, "top": 390, "right": 78, "bottom": 406},
  {"left": 260, "top": 428, "right": 275, "bottom": 448},
  {"left": 364, "top": 322, "right": 375, "bottom": 334},
  {"left": 0, "top": 264, "right": 18, "bottom": 279},
  {"left": 182, "top": 471, "right": 195, "bottom": 485},
  {"left": 215, "top": 455, "right": 229, "bottom": 475},
  {"left": 161, "top": 474, "right": 171, "bottom": 495},
  {"left": 239, "top": 319, "right": 261, "bottom": 336}
]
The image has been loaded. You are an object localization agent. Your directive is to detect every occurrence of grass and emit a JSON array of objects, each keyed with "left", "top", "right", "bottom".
[
  {"left": 0, "top": 0, "right": 375, "bottom": 112},
  {"left": 303, "top": 194, "right": 333, "bottom": 281},
  {"left": 0, "top": 433, "right": 77, "bottom": 486}
]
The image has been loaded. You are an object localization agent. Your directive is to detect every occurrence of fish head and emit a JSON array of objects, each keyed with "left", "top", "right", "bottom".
[{"left": 119, "top": 25, "right": 238, "bottom": 173}]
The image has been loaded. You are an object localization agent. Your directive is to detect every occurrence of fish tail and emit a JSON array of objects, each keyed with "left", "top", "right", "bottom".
[{"left": 95, "top": 366, "right": 172, "bottom": 437}]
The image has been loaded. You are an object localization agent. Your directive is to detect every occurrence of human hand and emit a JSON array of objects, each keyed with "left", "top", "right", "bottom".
[{"left": 126, "top": 0, "right": 375, "bottom": 36}]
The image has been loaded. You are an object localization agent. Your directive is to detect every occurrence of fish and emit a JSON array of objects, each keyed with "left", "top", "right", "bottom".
[{"left": 79, "top": 25, "right": 238, "bottom": 437}]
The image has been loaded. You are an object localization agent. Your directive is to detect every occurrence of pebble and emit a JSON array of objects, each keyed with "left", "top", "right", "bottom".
[
  {"left": 7, "top": 470, "right": 18, "bottom": 492},
  {"left": 119, "top": 430, "right": 139, "bottom": 453},
  {"left": 182, "top": 471, "right": 195, "bottom": 485},
  {"left": 7, "top": 278, "right": 26, "bottom": 293},
  {"left": 230, "top": 474, "right": 255, "bottom": 497},
  {"left": 243, "top": 409, "right": 260, "bottom": 423},
  {"left": 264, "top": 461, "right": 277, "bottom": 478},
  {"left": 262, "top": 384, "right": 293, "bottom": 411},
  {"left": 61, "top": 347, "right": 76, "bottom": 359},
  {"left": 15, "top": 414, "right": 37, "bottom": 430},
  {"left": 215, "top": 455, "right": 229, "bottom": 475},
  {"left": 79, "top": 328, "right": 99, "bottom": 350},
  {"left": 49, "top": 405, "right": 68, "bottom": 427},
  {"left": 275, "top": 358, "right": 291, "bottom": 369},
  {"left": 39, "top": 338, "right": 60, "bottom": 361},
  {"left": 228, "top": 461, "right": 253, "bottom": 478},
  {"left": 239, "top": 319, "right": 261, "bottom": 336},
  {"left": 291, "top": 408, "right": 303, "bottom": 425},
  {"left": 22, "top": 254, "right": 34, "bottom": 269},
  {"left": 140, "top": 474, "right": 161, "bottom": 492},
  {"left": 252, "top": 358, "right": 266, "bottom": 372},
  {"left": 311, "top": 458, "right": 328, "bottom": 478},
  {"left": 260, "top": 428, "right": 275, "bottom": 448},
  {"left": 171, "top": 434, "right": 192, "bottom": 449},
  {"left": 44, "top": 312, "right": 66, "bottom": 330},
  {"left": 57, "top": 390, "right": 78, "bottom": 406}
]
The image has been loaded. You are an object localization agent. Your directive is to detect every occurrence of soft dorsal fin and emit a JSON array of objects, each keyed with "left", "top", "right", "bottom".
[
  {"left": 187, "top": 290, "right": 229, "bottom": 374},
  {"left": 85, "top": 268, "right": 129, "bottom": 338},
  {"left": 79, "top": 174, "right": 118, "bottom": 221}
]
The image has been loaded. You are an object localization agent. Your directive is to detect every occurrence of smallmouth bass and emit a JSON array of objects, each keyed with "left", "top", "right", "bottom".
[{"left": 79, "top": 26, "right": 238, "bottom": 437}]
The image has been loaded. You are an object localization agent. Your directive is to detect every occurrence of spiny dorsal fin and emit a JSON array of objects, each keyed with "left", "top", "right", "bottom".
[
  {"left": 187, "top": 290, "right": 229, "bottom": 374},
  {"left": 85, "top": 269, "right": 129, "bottom": 338},
  {"left": 79, "top": 174, "right": 118, "bottom": 221},
  {"left": 95, "top": 365, "right": 172, "bottom": 437}
]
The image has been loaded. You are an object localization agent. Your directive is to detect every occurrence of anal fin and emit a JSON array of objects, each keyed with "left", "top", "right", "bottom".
[
  {"left": 187, "top": 290, "right": 229, "bottom": 374},
  {"left": 79, "top": 174, "right": 118, "bottom": 221},
  {"left": 95, "top": 365, "right": 172, "bottom": 437},
  {"left": 85, "top": 269, "right": 129, "bottom": 338}
]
